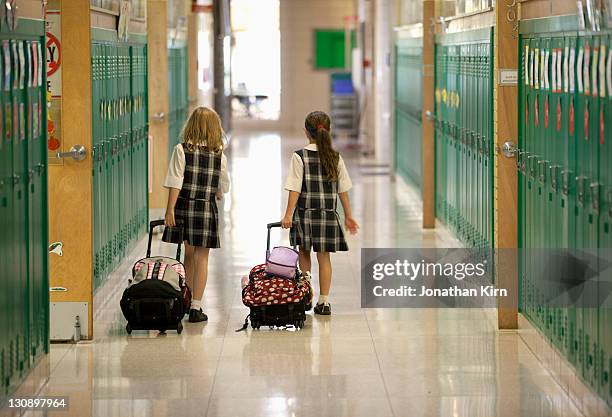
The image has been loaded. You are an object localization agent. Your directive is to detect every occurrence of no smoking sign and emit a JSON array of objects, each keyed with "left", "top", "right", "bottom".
[{"left": 46, "top": 32, "right": 61, "bottom": 77}]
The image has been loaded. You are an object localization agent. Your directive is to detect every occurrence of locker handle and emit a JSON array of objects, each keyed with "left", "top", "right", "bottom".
[
  {"left": 11, "top": 174, "right": 20, "bottom": 185},
  {"left": 517, "top": 151, "right": 528, "bottom": 172},
  {"left": 527, "top": 155, "right": 539, "bottom": 178},
  {"left": 576, "top": 176, "right": 588, "bottom": 203},
  {"left": 607, "top": 188, "right": 612, "bottom": 217},
  {"left": 561, "top": 170, "right": 572, "bottom": 195},
  {"left": 589, "top": 182, "right": 600, "bottom": 212},
  {"left": 549, "top": 165, "right": 561, "bottom": 191},
  {"left": 538, "top": 159, "right": 550, "bottom": 183},
  {"left": 34, "top": 163, "right": 44, "bottom": 175}
]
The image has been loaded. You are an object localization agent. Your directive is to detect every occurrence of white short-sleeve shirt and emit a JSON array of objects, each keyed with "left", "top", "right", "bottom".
[
  {"left": 284, "top": 143, "right": 352, "bottom": 193},
  {"left": 164, "top": 143, "right": 231, "bottom": 193}
]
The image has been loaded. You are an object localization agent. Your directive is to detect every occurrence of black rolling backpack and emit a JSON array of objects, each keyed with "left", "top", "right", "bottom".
[{"left": 120, "top": 220, "right": 192, "bottom": 334}]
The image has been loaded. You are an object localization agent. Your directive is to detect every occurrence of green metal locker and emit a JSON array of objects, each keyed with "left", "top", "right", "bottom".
[
  {"left": 434, "top": 28, "right": 494, "bottom": 250},
  {"left": 0, "top": 19, "right": 48, "bottom": 404},
  {"left": 90, "top": 32, "right": 148, "bottom": 291},
  {"left": 394, "top": 36, "right": 423, "bottom": 188},
  {"left": 519, "top": 16, "right": 612, "bottom": 407},
  {"left": 598, "top": 33, "right": 612, "bottom": 405}
]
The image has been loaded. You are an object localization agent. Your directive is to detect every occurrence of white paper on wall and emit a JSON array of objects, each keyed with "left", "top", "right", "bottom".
[
  {"left": 564, "top": 46, "right": 570, "bottom": 93},
  {"left": 557, "top": 49, "right": 563, "bottom": 92},
  {"left": 577, "top": 47, "right": 584, "bottom": 93},
  {"left": 552, "top": 48, "right": 558, "bottom": 91},
  {"left": 525, "top": 45, "right": 530, "bottom": 86},
  {"left": 599, "top": 45, "right": 606, "bottom": 98}
]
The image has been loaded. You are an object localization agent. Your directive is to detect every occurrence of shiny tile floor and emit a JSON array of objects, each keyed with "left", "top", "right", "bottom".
[{"left": 20, "top": 131, "right": 586, "bottom": 417}]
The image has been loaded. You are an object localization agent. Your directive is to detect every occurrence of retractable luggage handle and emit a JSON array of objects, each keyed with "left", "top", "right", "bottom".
[
  {"left": 147, "top": 220, "right": 184, "bottom": 261},
  {"left": 266, "top": 222, "right": 297, "bottom": 257}
]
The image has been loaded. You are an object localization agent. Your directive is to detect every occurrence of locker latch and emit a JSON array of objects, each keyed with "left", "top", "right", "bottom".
[
  {"left": 549, "top": 165, "right": 561, "bottom": 191},
  {"left": 561, "top": 170, "right": 572, "bottom": 196},
  {"left": 517, "top": 151, "right": 528, "bottom": 172},
  {"left": 576, "top": 176, "right": 588, "bottom": 204},
  {"left": 527, "top": 155, "right": 539, "bottom": 178},
  {"left": 537, "top": 160, "right": 549, "bottom": 184},
  {"left": 589, "top": 182, "right": 600, "bottom": 213}
]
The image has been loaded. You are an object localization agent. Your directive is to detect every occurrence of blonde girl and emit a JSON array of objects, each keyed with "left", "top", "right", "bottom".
[{"left": 163, "top": 107, "right": 230, "bottom": 322}]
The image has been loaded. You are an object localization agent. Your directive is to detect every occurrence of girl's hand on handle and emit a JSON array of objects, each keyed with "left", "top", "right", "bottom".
[
  {"left": 345, "top": 216, "right": 359, "bottom": 235},
  {"left": 165, "top": 210, "right": 176, "bottom": 227},
  {"left": 281, "top": 215, "right": 293, "bottom": 229}
]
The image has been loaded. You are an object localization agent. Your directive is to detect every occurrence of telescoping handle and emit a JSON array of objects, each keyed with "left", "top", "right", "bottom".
[
  {"left": 147, "top": 219, "right": 184, "bottom": 261},
  {"left": 266, "top": 222, "right": 297, "bottom": 256}
]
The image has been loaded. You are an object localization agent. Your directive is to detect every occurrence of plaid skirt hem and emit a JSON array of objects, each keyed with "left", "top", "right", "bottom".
[
  {"left": 162, "top": 199, "right": 220, "bottom": 248},
  {"left": 289, "top": 209, "right": 348, "bottom": 253}
]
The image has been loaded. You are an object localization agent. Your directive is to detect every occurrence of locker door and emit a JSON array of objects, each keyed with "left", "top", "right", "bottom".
[
  {"left": 468, "top": 43, "right": 475, "bottom": 244},
  {"left": 3, "top": 38, "right": 17, "bottom": 391},
  {"left": 123, "top": 46, "right": 132, "bottom": 249},
  {"left": 518, "top": 35, "right": 526, "bottom": 314},
  {"left": 25, "top": 38, "right": 42, "bottom": 364},
  {"left": 0, "top": 38, "right": 9, "bottom": 397},
  {"left": 117, "top": 46, "right": 125, "bottom": 257},
  {"left": 101, "top": 42, "right": 110, "bottom": 281},
  {"left": 10, "top": 39, "right": 29, "bottom": 383},
  {"left": 599, "top": 33, "right": 612, "bottom": 406},
  {"left": 581, "top": 35, "right": 600, "bottom": 387},
  {"left": 555, "top": 35, "right": 573, "bottom": 357},
  {"left": 34, "top": 38, "right": 47, "bottom": 361},
  {"left": 484, "top": 38, "right": 493, "bottom": 249},
  {"left": 92, "top": 42, "right": 100, "bottom": 287},
  {"left": 105, "top": 44, "right": 113, "bottom": 280},
  {"left": 527, "top": 37, "right": 540, "bottom": 325}
]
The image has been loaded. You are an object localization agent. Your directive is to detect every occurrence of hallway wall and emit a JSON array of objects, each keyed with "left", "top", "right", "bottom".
[{"left": 279, "top": 0, "right": 355, "bottom": 131}]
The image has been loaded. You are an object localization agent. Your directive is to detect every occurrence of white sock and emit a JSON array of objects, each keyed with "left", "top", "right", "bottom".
[
  {"left": 318, "top": 295, "right": 329, "bottom": 305},
  {"left": 190, "top": 299, "right": 202, "bottom": 310}
]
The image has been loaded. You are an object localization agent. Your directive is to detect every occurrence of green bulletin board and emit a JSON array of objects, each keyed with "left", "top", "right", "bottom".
[{"left": 314, "top": 29, "right": 356, "bottom": 69}]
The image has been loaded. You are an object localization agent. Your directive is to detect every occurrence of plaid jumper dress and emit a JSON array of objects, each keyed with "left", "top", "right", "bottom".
[
  {"left": 162, "top": 144, "right": 222, "bottom": 248},
  {"left": 290, "top": 149, "right": 348, "bottom": 253}
]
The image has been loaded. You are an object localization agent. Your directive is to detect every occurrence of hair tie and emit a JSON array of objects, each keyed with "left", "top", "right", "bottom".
[{"left": 317, "top": 124, "right": 326, "bottom": 130}]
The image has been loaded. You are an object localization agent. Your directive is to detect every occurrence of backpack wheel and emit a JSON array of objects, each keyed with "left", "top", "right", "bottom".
[{"left": 126, "top": 323, "right": 132, "bottom": 334}]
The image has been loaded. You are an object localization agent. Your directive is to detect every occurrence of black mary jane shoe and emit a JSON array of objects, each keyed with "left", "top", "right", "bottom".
[
  {"left": 313, "top": 303, "right": 331, "bottom": 316},
  {"left": 188, "top": 308, "right": 208, "bottom": 323}
]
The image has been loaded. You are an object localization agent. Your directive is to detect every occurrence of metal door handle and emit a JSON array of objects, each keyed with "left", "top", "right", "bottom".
[
  {"left": 502, "top": 141, "right": 517, "bottom": 158},
  {"left": 151, "top": 112, "right": 165, "bottom": 123},
  {"left": 57, "top": 145, "right": 87, "bottom": 162}
]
